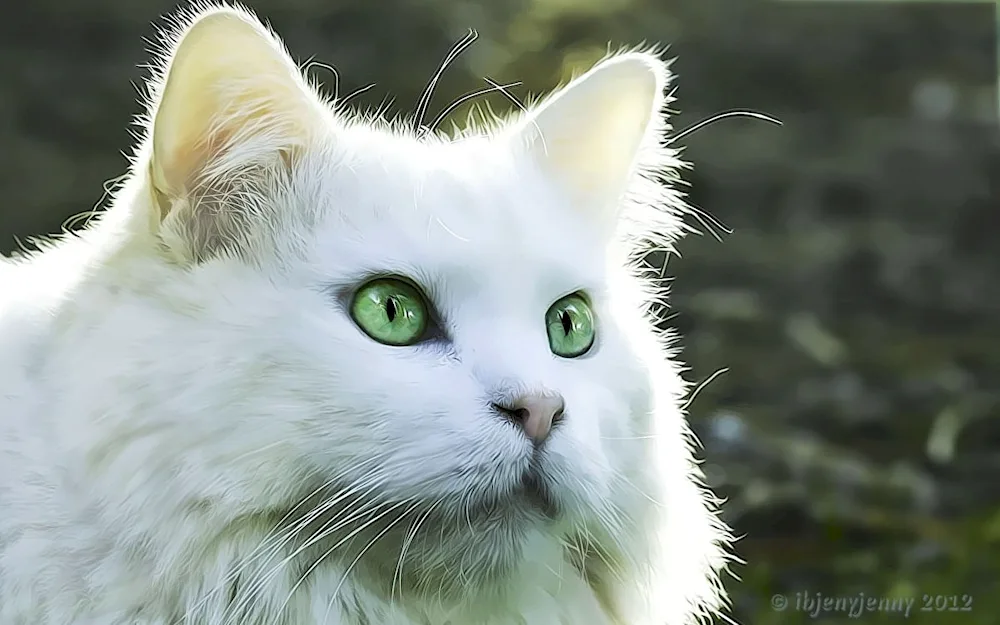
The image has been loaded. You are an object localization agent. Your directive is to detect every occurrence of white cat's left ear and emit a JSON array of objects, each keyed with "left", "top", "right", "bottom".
[
  {"left": 508, "top": 53, "right": 669, "bottom": 222},
  {"left": 149, "top": 8, "right": 322, "bottom": 203},
  {"left": 142, "top": 6, "right": 327, "bottom": 262}
]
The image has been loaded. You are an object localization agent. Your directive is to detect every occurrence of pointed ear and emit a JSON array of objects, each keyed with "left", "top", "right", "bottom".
[
  {"left": 144, "top": 6, "right": 324, "bottom": 261},
  {"left": 507, "top": 53, "right": 669, "bottom": 225}
]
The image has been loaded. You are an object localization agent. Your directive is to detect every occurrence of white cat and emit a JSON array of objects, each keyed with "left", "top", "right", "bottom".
[{"left": 0, "top": 4, "right": 732, "bottom": 624}]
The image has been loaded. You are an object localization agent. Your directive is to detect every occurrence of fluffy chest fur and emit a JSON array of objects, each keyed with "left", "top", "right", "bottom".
[{"left": 0, "top": 4, "right": 731, "bottom": 624}]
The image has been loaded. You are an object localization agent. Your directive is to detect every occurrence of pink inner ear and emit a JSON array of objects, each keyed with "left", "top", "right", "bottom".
[{"left": 158, "top": 132, "right": 218, "bottom": 193}]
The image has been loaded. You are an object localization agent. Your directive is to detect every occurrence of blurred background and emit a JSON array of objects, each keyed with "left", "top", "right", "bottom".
[{"left": 1, "top": 0, "right": 997, "bottom": 622}]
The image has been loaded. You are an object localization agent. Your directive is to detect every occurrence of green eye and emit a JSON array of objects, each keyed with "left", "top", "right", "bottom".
[
  {"left": 350, "top": 278, "right": 429, "bottom": 346},
  {"left": 545, "top": 293, "right": 595, "bottom": 358}
]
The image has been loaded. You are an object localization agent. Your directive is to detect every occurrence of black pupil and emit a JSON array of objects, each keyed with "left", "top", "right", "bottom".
[
  {"left": 386, "top": 296, "right": 398, "bottom": 322},
  {"left": 560, "top": 309, "right": 572, "bottom": 336}
]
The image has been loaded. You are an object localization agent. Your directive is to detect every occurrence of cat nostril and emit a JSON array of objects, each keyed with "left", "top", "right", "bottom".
[
  {"left": 493, "top": 392, "right": 565, "bottom": 444},
  {"left": 492, "top": 402, "right": 516, "bottom": 419}
]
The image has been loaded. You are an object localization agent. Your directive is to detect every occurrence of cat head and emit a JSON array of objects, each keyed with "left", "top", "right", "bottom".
[{"left": 93, "top": 3, "right": 726, "bottom": 620}]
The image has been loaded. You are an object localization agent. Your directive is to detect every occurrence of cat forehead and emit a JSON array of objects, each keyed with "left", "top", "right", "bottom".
[{"left": 302, "top": 131, "right": 609, "bottom": 291}]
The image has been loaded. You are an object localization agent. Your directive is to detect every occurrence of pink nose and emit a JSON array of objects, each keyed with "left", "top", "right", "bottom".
[{"left": 495, "top": 393, "right": 565, "bottom": 443}]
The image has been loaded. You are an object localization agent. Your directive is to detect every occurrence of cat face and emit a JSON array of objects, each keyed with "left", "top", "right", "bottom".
[
  {"left": 284, "top": 138, "right": 651, "bottom": 521},
  {"left": 121, "top": 5, "right": 697, "bottom": 597},
  {"left": 261, "top": 141, "right": 658, "bottom": 587}
]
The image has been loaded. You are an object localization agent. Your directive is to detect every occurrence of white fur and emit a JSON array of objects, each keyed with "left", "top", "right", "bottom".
[{"left": 0, "top": 4, "right": 731, "bottom": 624}]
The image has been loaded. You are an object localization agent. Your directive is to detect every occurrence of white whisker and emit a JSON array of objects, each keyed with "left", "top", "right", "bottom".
[
  {"left": 391, "top": 499, "right": 440, "bottom": 603},
  {"left": 177, "top": 455, "right": 390, "bottom": 624},
  {"left": 413, "top": 29, "right": 478, "bottom": 130},
  {"left": 428, "top": 81, "right": 523, "bottom": 133},
  {"left": 320, "top": 500, "right": 423, "bottom": 623},
  {"left": 227, "top": 471, "right": 393, "bottom": 623},
  {"left": 682, "top": 368, "right": 729, "bottom": 411}
]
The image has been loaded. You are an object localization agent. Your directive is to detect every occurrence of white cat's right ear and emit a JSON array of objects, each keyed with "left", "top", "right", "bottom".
[
  {"left": 143, "top": 6, "right": 326, "bottom": 261},
  {"left": 505, "top": 53, "right": 669, "bottom": 230}
]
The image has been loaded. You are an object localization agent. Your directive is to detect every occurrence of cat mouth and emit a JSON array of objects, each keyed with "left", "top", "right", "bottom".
[
  {"left": 516, "top": 466, "right": 560, "bottom": 519},
  {"left": 462, "top": 464, "right": 561, "bottom": 522}
]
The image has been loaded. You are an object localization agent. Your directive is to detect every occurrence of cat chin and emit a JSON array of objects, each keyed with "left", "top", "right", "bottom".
[
  {"left": 277, "top": 471, "right": 591, "bottom": 597},
  {"left": 355, "top": 510, "right": 579, "bottom": 604}
]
